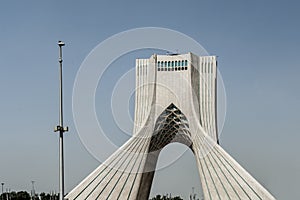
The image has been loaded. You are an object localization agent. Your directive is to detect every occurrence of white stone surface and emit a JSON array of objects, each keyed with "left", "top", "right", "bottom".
[{"left": 66, "top": 53, "right": 275, "bottom": 200}]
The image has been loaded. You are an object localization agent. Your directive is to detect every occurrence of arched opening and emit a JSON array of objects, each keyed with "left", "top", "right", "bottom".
[
  {"left": 149, "top": 143, "right": 204, "bottom": 199},
  {"left": 140, "top": 103, "right": 203, "bottom": 199},
  {"left": 149, "top": 103, "right": 192, "bottom": 152}
]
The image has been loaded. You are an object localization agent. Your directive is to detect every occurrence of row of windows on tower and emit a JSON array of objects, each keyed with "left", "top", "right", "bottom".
[
  {"left": 157, "top": 60, "right": 188, "bottom": 67},
  {"left": 157, "top": 60, "right": 188, "bottom": 71}
]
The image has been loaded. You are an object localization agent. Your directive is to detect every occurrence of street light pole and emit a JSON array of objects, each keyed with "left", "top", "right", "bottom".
[
  {"left": 31, "top": 181, "right": 35, "bottom": 200},
  {"left": 5, "top": 189, "right": 8, "bottom": 200},
  {"left": 54, "top": 41, "right": 68, "bottom": 200}
]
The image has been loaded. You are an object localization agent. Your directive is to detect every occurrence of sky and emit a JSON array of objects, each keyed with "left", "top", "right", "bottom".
[{"left": 0, "top": 0, "right": 299, "bottom": 199}]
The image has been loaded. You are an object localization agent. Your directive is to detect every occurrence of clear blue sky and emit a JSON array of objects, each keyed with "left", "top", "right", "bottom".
[{"left": 0, "top": 0, "right": 299, "bottom": 199}]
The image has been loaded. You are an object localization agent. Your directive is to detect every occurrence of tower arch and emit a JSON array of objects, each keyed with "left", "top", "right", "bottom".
[{"left": 149, "top": 103, "right": 193, "bottom": 153}]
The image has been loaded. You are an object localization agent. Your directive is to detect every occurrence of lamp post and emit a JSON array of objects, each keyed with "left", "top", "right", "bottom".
[
  {"left": 31, "top": 181, "right": 35, "bottom": 200},
  {"left": 5, "top": 188, "right": 8, "bottom": 200},
  {"left": 54, "top": 41, "right": 68, "bottom": 200}
]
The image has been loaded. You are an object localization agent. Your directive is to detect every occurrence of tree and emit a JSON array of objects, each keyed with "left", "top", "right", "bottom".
[
  {"left": 149, "top": 194, "right": 183, "bottom": 200},
  {"left": 16, "top": 191, "right": 30, "bottom": 200}
]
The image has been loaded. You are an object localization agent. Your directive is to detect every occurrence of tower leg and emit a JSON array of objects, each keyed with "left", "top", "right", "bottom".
[
  {"left": 136, "top": 151, "right": 160, "bottom": 200},
  {"left": 193, "top": 135, "right": 276, "bottom": 200}
]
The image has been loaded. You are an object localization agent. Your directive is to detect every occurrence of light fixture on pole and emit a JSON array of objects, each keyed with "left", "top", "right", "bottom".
[{"left": 54, "top": 41, "right": 68, "bottom": 200}]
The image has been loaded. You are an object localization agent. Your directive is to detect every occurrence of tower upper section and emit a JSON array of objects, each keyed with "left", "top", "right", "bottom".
[{"left": 134, "top": 52, "right": 218, "bottom": 142}]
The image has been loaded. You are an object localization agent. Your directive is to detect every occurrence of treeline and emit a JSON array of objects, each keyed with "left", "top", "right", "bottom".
[
  {"left": 149, "top": 194, "right": 183, "bottom": 200},
  {"left": 1, "top": 192, "right": 184, "bottom": 200},
  {"left": 0, "top": 191, "right": 59, "bottom": 200}
]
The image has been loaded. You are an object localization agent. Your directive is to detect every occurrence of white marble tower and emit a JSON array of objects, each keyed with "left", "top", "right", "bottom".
[{"left": 66, "top": 53, "right": 275, "bottom": 200}]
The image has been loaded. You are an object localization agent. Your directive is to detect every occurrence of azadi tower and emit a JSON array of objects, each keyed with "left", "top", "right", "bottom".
[{"left": 66, "top": 53, "right": 275, "bottom": 200}]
